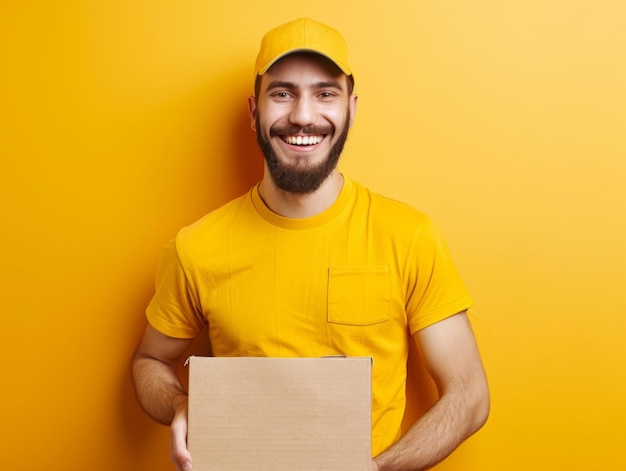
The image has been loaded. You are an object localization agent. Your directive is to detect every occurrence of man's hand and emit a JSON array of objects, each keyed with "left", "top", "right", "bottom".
[
  {"left": 132, "top": 324, "right": 195, "bottom": 470},
  {"left": 372, "top": 312, "right": 489, "bottom": 470},
  {"left": 371, "top": 459, "right": 380, "bottom": 471},
  {"left": 170, "top": 401, "right": 192, "bottom": 471}
]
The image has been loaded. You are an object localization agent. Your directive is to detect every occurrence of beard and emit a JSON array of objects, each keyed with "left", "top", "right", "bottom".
[{"left": 255, "top": 110, "right": 350, "bottom": 194}]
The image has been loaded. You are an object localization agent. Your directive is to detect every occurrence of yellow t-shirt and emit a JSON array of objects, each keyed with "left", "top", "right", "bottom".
[{"left": 147, "top": 177, "right": 472, "bottom": 455}]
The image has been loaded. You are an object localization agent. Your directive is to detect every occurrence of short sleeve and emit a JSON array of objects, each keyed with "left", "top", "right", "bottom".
[
  {"left": 406, "top": 217, "right": 473, "bottom": 334},
  {"left": 146, "top": 238, "right": 206, "bottom": 338}
]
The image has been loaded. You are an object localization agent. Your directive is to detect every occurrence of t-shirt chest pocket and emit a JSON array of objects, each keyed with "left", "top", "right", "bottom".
[{"left": 327, "top": 265, "right": 391, "bottom": 326}]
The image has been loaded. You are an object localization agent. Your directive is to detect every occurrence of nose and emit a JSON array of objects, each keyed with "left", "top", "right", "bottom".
[{"left": 289, "top": 96, "right": 316, "bottom": 127}]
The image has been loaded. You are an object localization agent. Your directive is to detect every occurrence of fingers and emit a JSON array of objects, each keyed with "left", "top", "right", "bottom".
[{"left": 170, "top": 402, "right": 192, "bottom": 471}]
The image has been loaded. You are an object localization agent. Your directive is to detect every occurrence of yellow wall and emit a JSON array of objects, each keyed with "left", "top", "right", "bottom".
[{"left": 2, "top": 1, "right": 624, "bottom": 470}]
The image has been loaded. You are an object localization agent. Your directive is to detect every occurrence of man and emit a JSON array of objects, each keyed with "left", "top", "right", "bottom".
[{"left": 133, "top": 17, "right": 489, "bottom": 471}]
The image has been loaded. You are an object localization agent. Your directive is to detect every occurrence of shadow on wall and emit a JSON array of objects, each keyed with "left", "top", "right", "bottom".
[
  {"left": 226, "top": 91, "right": 265, "bottom": 193},
  {"left": 118, "top": 79, "right": 263, "bottom": 468},
  {"left": 204, "top": 71, "right": 265, "bottom": 202},
  {"left": 117, "top": 282, "right": 172, "bottom": 469}
]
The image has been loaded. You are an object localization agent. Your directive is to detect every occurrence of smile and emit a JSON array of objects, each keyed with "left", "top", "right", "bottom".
[{"left": 282, "top": 135, "right": 324, "bottom": 146}]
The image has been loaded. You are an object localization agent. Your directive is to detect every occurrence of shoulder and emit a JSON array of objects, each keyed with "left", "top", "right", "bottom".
[
  {"left": 349, "top": 179, "right": 432, "bottom": 229},
  {"left": 180, "top": 190, "right": 253, "bottom": 236},
  {"left": 174, "top": 189, "right": 256, "bottom": 259}
]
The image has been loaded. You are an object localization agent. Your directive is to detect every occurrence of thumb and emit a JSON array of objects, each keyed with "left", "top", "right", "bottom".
[{"left": 170, "top": 402, "right": 193, "bottom": 471}]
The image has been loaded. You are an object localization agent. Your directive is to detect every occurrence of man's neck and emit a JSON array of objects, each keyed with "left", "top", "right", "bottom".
[{"left": 258, "top": 170, "right": 344, "bottom": 219}]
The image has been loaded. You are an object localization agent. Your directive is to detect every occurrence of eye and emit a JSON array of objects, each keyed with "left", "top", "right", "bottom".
[
  {"left": 271, "top": 91, "right": 292, "bottom": 101},
  {"left": 317, "top": 90, "right": 339, "bottom": 101}
]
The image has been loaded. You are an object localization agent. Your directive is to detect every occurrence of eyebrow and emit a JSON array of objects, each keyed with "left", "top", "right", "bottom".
[{"left": 265, "top": 79, "right": 345, "bottom": 92}]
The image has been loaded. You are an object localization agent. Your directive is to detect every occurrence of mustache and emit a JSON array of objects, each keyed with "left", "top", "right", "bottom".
[{"left": 269, "top": 125, "right": 334, "bottom": 137}]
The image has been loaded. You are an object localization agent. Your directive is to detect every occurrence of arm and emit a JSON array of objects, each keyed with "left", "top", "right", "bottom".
[
  {"left": 373, "top": 312, "right": 490, "bottom": 471},
  {"left": 132, "top": 323, "right": 194, "bottom": 471}
]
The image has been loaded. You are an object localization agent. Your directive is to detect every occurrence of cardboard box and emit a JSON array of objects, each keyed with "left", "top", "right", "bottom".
[{"left": 187, "top": 356, "right": 372, "bottom": 470}]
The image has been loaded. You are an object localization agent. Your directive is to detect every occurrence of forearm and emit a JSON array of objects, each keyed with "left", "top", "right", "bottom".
[
  {"left": 374, "top": 387, "right": 489, "bottom": 470},
  {"left": 132, "top": 355, "right": 188, "bottom": 426}
]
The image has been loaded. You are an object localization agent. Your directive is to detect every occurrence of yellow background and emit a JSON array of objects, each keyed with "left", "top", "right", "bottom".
[{"left": 1, "top": 1, "right": 625, "bottom": 470}]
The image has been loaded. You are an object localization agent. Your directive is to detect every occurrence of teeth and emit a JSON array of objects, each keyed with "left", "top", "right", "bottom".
[{"left": 284, "top": 135, "right": 323, "bottom": 146}]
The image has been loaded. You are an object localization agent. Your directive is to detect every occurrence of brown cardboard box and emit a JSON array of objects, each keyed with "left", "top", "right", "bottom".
[{"left": 187, "top": 356, "right": 372, "bottom": 470}]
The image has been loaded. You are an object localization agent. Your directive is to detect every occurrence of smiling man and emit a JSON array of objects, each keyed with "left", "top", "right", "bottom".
[
  {"left": 133, "top": 18, "right": 489, "bottom": 471},
  {"left": 251, "top": 51, "right": 355, "bottom": 200}
]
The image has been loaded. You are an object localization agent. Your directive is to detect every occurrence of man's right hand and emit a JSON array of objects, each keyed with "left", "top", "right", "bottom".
[
  {"left": 132, "top": 324, "right": 196, "bottom": 470},
  {"left": 170, "top": 401, "right": 192, "bottom": 471}
]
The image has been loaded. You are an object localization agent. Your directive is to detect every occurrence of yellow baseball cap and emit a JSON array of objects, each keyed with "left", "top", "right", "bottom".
[{"left": 254, "top": 18, "right": 353, "bottom": 78}]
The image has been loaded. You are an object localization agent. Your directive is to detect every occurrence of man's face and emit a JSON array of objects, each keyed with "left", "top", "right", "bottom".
[{"left": 248, "top": 53, "right": 357, "bottom": 194}]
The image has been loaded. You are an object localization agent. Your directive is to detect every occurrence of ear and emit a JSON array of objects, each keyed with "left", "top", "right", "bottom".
[
  {"left": 247, "top": 95, "right": 258, "bottom": 132},
  {"left": 348, "top": 94, "right": 358, "bottom": 128}
]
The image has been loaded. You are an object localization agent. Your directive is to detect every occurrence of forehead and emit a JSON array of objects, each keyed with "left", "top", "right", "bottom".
[{"left": 259, "top": 52, "right": 348, "bottom": 90}]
